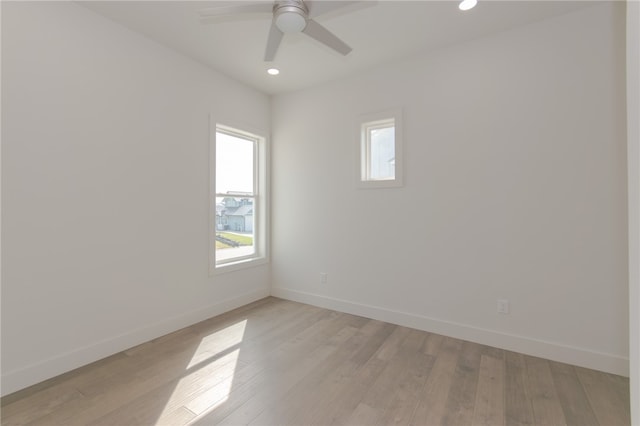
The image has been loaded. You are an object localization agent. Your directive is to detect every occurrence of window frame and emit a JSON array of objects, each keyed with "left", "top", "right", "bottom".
[
  {"left": 210, "top": 120, "right": 268, "bottom": 274},
  {"left": 357, "top": 109, "right": 404, "bottom": 189}
]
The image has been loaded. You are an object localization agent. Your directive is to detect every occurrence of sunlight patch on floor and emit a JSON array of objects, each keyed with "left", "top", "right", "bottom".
[
  {"left": 187, "top": 320, "right": 247, "bottom": 369},
  {"left": 154, "top": 320, "right": 247, "bottom": 425}
]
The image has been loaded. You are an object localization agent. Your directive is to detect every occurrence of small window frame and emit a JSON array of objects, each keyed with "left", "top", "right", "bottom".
[{"left": 357, "top": 109, "right": 404, "bottom": 189}]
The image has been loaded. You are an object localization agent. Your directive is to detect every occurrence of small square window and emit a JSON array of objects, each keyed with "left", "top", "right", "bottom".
[{"left": 358, "top": 110, "right": 403, "bottom": 188}]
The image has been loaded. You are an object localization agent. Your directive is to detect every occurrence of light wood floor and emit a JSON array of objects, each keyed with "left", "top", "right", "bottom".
[{"left": 1, "top": 297, "right": 630, "bottom": 426}]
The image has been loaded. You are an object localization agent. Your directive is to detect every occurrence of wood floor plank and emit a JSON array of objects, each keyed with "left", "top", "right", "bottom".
[
  {"left": 300, "top": 323, "right": 398, "bottom": 425},
  {"left": 524, "top": 356, "right": 568, "bottom": 426},
  {"left": 375, "top": 332, "right": 435, "bottom": 426},
  {"left": 310, "top": 321, "right": 397, "bottom": 426},
  {"left": 248, "top": 322, "right": 388, "bottom": 425},
  {"left": 441, "top": 340, "right": 483, "bottom": 426},
  {"left": 192, "top": 311, "right": 367, "bottom": 425},
  {"left": 575, "top": 366, "right": 631, "bottom": 426},
  {"left": 0, "top": 383, "right": 85, "bottom": 426},
  {"left": 346, "top": 402, "right": 383, "bottom": 425},
  {"left": 472, "top": 354, "right": 505, "bottom": 426},
  {"left": 239, "top": 322, "right": 369, "bottom": 426},
  {"left": 421, "top": 332, "right": 444, "bottom": 356},
  {"left": 88, "top": 346, "right": 242, "bottom": 425},
  {"left": 215, "top": 322, "right": 357, "bottom": 425},
  {"left": 375, "top": 352, "right": 435, "bottom": 426},
  {"left": 374, "top": 325, "right": 412, "bottom": 362},
  {"left": 355, "top": 330, "right": 427, "bottom": 418},
  {"left": 1, "top": 298, "right": 630, "bottom": 426},
  {"left": 504, "top": 351, "right": 535, "bottom": 426},
  {"left": 186, "top": 315, "right": 360, "bottom": 424},
  {"left": 25, "top": 327, "right": 242, "bottom": 425},
  {"left": 549, "top": 362, "right": 600, "bottom": 426},
  {"left": 410, "top": 336, "right": 463, "bottom": 425}
]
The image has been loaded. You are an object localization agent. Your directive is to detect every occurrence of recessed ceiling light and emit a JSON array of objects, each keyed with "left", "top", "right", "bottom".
[
  {"left": 459, "top": 0, "right": 477, "bottom": 11},
  {"left": 267, "top": 68, "right": 280, "bottom": 76}
]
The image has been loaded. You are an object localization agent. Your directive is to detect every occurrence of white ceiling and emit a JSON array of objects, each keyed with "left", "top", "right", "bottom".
[{"left": 81, "top": 1, "right": 595, "bottom": 95}]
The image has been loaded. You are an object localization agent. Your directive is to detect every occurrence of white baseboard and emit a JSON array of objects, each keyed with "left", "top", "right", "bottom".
[
  {"left": 1, "top": 287, "right": 270, "bottom": 397},
  {"left": 271, "top": 287, "right": 629, "bottom": 377}
]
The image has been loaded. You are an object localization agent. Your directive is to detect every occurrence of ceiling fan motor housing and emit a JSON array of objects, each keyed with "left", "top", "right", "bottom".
[{"left": 274, "top": 0, "right": 308, "bottom": 33}]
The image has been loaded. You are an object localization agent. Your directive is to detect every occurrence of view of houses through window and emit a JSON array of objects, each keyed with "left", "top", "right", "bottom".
[{"left": 215, "top": 128, "right": 256, "bottom": 264}]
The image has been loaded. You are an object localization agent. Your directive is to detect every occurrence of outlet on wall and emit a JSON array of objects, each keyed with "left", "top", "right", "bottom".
[
  {"left": 320, "top": 273, "right": 327, "bottom": 284},
  {"left": 497, "top": 299, "right": 510, "bottom": 314}
]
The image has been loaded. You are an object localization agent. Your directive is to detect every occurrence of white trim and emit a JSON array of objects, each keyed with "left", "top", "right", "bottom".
[
  {"left": 0, "top": 288, "right": 270, "bottom": 397},
  {"left": 271, "top": 287, "right": 629, "bottom": 377},
  {"left": 357, "top": 109, "right": 404, "bottom": 189},
  {"left": 627, "top": 1, "right": 640, "bottom": 423}
]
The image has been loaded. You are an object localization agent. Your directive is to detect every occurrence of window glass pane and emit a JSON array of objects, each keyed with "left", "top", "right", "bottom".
[
  {"left": 357, "top": 111, "right": 402, "bottom": 188},
  {"left": 369, "top": 125, "right": 395, "bottom": 180},
  {"left": 215, "top": 196, "right": 255, "bottom": 263},
  {"left": 216, "top": 132, "right": 254, "bottom": 195}
]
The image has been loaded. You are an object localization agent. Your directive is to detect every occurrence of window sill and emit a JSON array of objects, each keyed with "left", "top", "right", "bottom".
[
  {"left": 210, "top": 256, "right": 269, "bottom": 276},
  {"left": 357, "top": 179, "right": 403, "bottom": 189}
]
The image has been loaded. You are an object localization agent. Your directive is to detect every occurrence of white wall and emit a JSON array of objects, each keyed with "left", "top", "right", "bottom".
[
  {"left": 627, "top": 0, "right": 640, "bottom": 422},
  {"left": 271, "top": 3, "right": 629, "bottom": 375},
  {"left": 1, "top": 2, "right": 270, "bottom": 396}
]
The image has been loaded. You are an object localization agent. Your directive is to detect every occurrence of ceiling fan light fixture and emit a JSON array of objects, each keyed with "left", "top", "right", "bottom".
[
  {"left": 199, "top": 0, "right": 356, "bottom": 62},
  {"left": 275, "top": 10, "right": 307, "bottom": 33},
  {"left": 459, "top": 0, "right": 477, "bottom": 11}
]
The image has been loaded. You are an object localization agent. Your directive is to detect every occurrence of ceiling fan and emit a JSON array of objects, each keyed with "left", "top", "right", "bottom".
[{"left": 199, "top": 1, "right": 365, "bottom": 61}]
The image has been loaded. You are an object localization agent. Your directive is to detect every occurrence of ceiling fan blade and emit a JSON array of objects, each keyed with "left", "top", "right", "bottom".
[
  {"left": 264, "top": 21, "right": 284, "bottom": 61},
  {"left": 302, "top": 19, "right": 352, "bottom": 55},
  {"left": 199, "top": 3, "right": 273, "bottom": 19},
  {"left": 305, "top": 1, "right": 364, "bottom": 18}
]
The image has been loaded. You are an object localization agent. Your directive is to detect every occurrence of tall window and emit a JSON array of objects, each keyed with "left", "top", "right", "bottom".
[
  {"left": 212, "top": 124, "right": 267, "bottom": 271},
  {"left": 358, "top": 109, "right": 403, "bottom": 188}
]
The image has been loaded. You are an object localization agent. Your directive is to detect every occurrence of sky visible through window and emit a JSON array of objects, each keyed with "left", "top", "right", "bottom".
[
  {"left": 370, "top": 126, "right": 395, "bottom": 180},
  {"left": 216, "top": 132, "right": 254, "bottom": 194}
]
